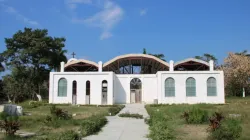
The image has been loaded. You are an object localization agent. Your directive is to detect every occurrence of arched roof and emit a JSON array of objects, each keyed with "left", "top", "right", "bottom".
[
  {"left": 65, "top": 59, "right": 98, "bottom": 68},
  {"left": 103, "top": 54, "right": 169, "bottom": 67},
  {"left": 174, "top": 58, "right": 209, "bottom": 66},
  {"left": 64, "top": 59, "right": 98, "bottom": 72},
  {"left": 174, "top": 58, "right": 209, "bottom": 71}
]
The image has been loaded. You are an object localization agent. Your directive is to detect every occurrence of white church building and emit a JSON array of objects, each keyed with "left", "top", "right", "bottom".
[{"left": 49, "top": 54, "right": 225, "bottom": 105}]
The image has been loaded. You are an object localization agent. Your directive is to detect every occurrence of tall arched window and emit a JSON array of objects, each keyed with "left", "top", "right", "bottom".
[
  {"left": 186, "top": 77, "right": 196, "bottom": 96},
  {"left": 207, "top": 77, "right": 217, "bottom": 96},
  {"left": 165, "top": 78, "right": 175, "bottom": 97},
  {"left": 86, "top": 81, "right": 90, "bottom": 104},
  {"left": 58, "top": 78, "right": 67, "bottom": 97}
]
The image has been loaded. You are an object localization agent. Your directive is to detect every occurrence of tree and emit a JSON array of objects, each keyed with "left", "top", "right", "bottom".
[
  {"left": 195, "top": 53, "right": 218, "bottom": 64},
  {"left": 142, "top": 48, "right": 166, "bottom": 61},
  {"left": 235, "top": 50, "right": 250, "bottom": 57},
  {"left": 1, "top": 28, "right": 67, "bottom": 99},
  {"left": 221, "top": 53, "right": 250, "bottom": 96}
]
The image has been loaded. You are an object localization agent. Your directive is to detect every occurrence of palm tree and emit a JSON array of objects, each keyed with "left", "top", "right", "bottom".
[
  {"left": 195, "top": 53, "right": 218, "bottom": 64},
  {"left": 142, "top": 48, "right": 166, "bottom": 61},
  {"left": 235, "top": 50, "right": 250, "bottom": 57},
  {"left": 51, "top": 49, "right": 68, "bottom": 72}
]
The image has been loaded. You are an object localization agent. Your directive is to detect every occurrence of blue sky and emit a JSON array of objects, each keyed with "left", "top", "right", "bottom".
[{"left": 0, "top": 0, "right": 250, "bottom": 77}]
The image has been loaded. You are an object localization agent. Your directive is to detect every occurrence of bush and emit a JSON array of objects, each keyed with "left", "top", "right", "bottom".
[
  {"left": 50, "top": 105, "right": 72, "bottom": 120},
  {"left": 118, "top": 113, "right": 143, "bottom": 119},
  {"left": 79, "top": 115, "right": 107, "bottom": 137},
  {"left": 58, "top": 130, "right": 80, "bottom": 140},
  {"left": 208, "top": 118, "right": 242, "bottom": 140},
  {"left": 147, "top": 113, "right": 175, "bottom": 140},
  {"left": 0, "top": 112, "right": 20, "bottom": 135},
  {"left": 181, "top": 107, "right": 209, "bottom": 124}
]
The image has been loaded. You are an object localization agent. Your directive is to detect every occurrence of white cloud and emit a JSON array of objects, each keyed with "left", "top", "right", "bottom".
[
  {"left": 140, "top": 9, "right": 147, "bottom": 16},
  {"left": 1, "top": 4, "right": 39, "bottom": 25},
  {"left": 100, "top": 31, "right": 112, "bottom": 40},
  {"left": 65, "top": 0, "right": 92, "bottom": 10},
  {"left": 72, "top": 0, "right": 123, "bottom": 40}
]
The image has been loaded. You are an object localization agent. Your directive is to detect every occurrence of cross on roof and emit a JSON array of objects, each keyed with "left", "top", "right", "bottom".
[{"left": 71, "top": 52, "right": 76, "bottom": 58}]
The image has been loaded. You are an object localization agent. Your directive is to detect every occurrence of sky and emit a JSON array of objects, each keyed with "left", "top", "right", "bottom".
[{"left": 0, "top": 0, "right": 250, "bottom": 77}]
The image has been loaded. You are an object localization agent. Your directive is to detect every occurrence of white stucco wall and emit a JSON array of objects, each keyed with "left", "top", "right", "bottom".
[
  {"left": 49, "top": 72, "right": 114, "bottom": 105},
  {"left": 157, "top": 71, "right": 225, "bottom": 104},
  {"left": 113, "top": 74, "right": 158, "bottom": 104},
  {"left": 49, "top": 71, "right": 225, "bottom": 105}
]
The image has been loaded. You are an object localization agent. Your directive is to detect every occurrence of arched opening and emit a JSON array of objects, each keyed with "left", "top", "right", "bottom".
[
  {"left": 186, "top": 77, "right": 196, "bottom": 96},
  {"left": 102, "top": 80, "right": 108, "bottom": 105},
  {"left": 130, "top": 78, "right": 142, "bottom": 103},
  {"left": 86, "top": 81, "right": 90, "bottom": 104},
  {"left": 72, "top": 81, "right": 77, "bottom": 104},
  {"left": 207, "top": 77, "right": 217, "bottom": 96},
  {"left": 165, "top": 78, "right": 175, "bottom": 97},
  {"left": 58, "top": 78, "right": 67, "bottom": 97}
]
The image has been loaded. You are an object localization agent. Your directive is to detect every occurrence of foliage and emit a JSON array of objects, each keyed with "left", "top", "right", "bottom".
[
  {"left": 118, "top": 113, "right": 143, "bottom": 119},
  {"left": 221, "top": 53, "right": 250, "bottom": 96},
  {"left": 181, "top": 107, "right": 209, "bottom": 124},
  {"left": 58, "top": 130, "right": 80, "bottom": 140},
  {"left": 79, "top": 115, "right": 107, "bottom": 137},
  {"left": 0, "top": 112, "right": 20, "bottom": 135},
  {"left": 50, "top": 105, "right": 72, "bottom": 120},
  {"left": 195, "top": 53, "right": 218, "bottom": 64},
  {"left": 1, "top": 28, "right": 67, "bottom": 102},
  {"left": 108, "top": 105, "right": 124, "bottom": 116},
  {"left": 147, "top": 111, "right": 175, "bottom": 140},
  {"left": 0, "top": 80, "right": 7, "bottom": 102},
  {"left": 208, "top": 112, "right": 224, "bottom": 131},
  {"left": 142, "top": 48, "right": 166, "bottom": 61},
  {"left": 208, "top": 118, "right": 242, "bottom": 140}
]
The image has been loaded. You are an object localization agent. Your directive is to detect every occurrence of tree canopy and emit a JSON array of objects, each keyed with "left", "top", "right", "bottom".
[
  {"left": 142, "top": 48, "right": 166, "bottom": 61},
  {"left": 1, "top": 28, "right": 67, "bottom": 102}
]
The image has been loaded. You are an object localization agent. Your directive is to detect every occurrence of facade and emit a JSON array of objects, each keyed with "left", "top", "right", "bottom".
[{"left": 49, "top": 54, "right": 225, "bottom": 105}]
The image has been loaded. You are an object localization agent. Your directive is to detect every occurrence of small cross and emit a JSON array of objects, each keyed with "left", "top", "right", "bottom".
[{"left": 71, "top": 52, "right": 76, "bottom": 58}]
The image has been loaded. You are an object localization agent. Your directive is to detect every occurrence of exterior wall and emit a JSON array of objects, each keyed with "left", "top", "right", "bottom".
[
  {"left": 49, "top": 71, "right": 225, "bottom": 105},
  {"left": 157, "top": 71, "right": 225, "bottom": 104},
  {"left": 113, "top": 74, "right": 157, "bottom": 104},
  {"left": 49, "top": 72, "right": 114, "bottom": 105}
]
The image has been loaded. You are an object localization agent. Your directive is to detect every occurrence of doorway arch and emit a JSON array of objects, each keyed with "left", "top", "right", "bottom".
[
  {"left": 86, "top": 81, "right": 90, "bottom": 104},
  {"left": 102, "top": 80, "right": 108, "bottom": 105},
  {"left": 130, "top": 78, "right": 142, "bottom": 103},
  {"left": 72, "top": 81, "right": 77, "bottom": 105}
]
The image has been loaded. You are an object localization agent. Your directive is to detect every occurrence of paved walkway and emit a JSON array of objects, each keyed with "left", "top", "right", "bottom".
[{"left": 83, "top": 104, "right": 149, "bottom": 140}]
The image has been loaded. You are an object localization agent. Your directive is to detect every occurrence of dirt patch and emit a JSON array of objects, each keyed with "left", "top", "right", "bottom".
[{"left": 177, "top": 124, "right": 208, "bottom": 140}]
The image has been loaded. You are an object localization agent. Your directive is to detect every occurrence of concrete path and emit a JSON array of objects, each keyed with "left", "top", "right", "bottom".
[{"left": 83, "top": 104, "right": 149, "bottom": 140}]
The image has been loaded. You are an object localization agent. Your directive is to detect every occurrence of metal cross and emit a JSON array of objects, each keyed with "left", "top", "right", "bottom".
[{"left": 71, "top": 52, "right": 76, "bottom": 58}]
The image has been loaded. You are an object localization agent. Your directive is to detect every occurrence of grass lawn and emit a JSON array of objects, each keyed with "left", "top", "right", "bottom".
[
  {"left": 0, "top": 101, "right": 123, "bottom": 139},
  {"left": 146, "top": 97, "right": 250, "bottom": 140}
]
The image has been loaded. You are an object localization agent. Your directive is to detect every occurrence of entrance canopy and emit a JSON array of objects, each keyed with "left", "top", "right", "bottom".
[
  {"left": 174, "top": 58, "right": 209, "bottom": 71},
  {"left": 65, "top": 59, "right": 98, "bottom": 72},
  {"left": 103, "top": 54, "right": 169, "bottom": 74}
]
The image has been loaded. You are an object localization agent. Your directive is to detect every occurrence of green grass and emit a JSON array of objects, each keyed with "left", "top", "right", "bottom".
[
  {"left": 146, "top": 97, "right": 250, "bottom": 140},
  {"left": 0, "top": 102, "right": 124, "bottom": 139}
]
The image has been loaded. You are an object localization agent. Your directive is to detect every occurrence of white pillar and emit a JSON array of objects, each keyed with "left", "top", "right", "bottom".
[
  {"left": 98, "top": 61, "right": 103, "bottom": 72},
  {"left": 169, "top": 60, "right": 174, "bottom": 71},
  {"left": 209, "top": 60, "right": 214, "bottom": 71},
  {"left": 60, "top": 62, "right": 65, "bottom": 72}
]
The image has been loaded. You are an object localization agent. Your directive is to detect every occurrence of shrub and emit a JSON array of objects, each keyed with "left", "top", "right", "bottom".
[
  {"left": 0, "top": 112, "right": 20, "bottom": 135},
  {"left": 50, "top": 105, "right": 72, "bottom": 120},
  {"left": 208, "top": 112, "right": 224, "bottom": 131},
  {"left": 181, "top": 107, "right": 208, "bottom": 124},
  {"left": 79, "top": 116, "right": 107, "bottom": 137},
  {"left": 147, "top": 113, "right": 175, "bottom": 140},
  {"left": 118, "top": 113, "right": 143, "bottom": 119},
  {"left": 58, "top": 130, "right": 80, "bottom": 140},
  {"left": 208, "top": 118, "right": 242, "bottom": 140}
]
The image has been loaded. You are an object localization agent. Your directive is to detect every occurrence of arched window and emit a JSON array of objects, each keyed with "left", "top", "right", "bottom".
[
  {"left": 207, "top": 77, "right": 217, "bottom": 96},
  {"left": 86, "top": 81, "right": 90, "bottom": 96},
  {"left": 165, "top": 78, "right": 175, "bottom": 97},
  {"left": 102, "top": 80, "right": 108, "bottom": 105},
  {"left": 58, "top": 78, "right": 67, "bottom": 97},
  {"left": 186, "top": 77, "right": 196, "bottom": 96}
]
